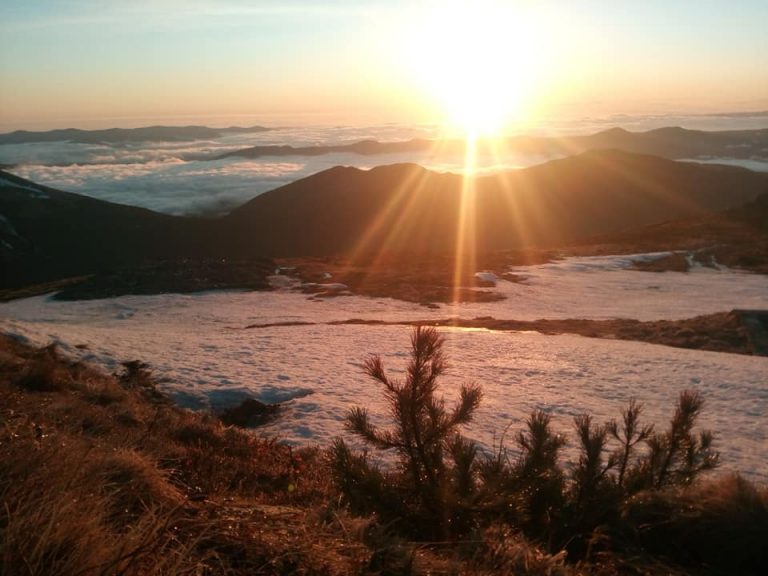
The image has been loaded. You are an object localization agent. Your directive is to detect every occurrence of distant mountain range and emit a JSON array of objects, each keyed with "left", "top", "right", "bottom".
[
  {"left": 2, "top": 125, "right": 766, "bottom": 163},
  {"left": 221, "top": 127, "right": 768, "bottom": 162},
  {"left": 217, "top": 138, "right": 436, "bottom": 159},
  {"left": 2, "top": 150, "right": 767, "bottom": 290},
  {"left": 0, "top": 125, "right": 271, "bottom": 145}
]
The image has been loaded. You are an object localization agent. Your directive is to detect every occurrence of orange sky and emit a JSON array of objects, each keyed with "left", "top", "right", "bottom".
[{"left": 1, "top": 1, "right": 766, "bottom": 132}]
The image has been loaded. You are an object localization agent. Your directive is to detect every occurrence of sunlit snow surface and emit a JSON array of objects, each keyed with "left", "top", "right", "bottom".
[{"left": 2, "top": 254, "right": 767, "bottom": 483}]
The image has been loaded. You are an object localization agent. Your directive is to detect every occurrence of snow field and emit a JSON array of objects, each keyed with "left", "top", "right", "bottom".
[{"left": 2, "top": 255, "right": 766, "bottom": 483}]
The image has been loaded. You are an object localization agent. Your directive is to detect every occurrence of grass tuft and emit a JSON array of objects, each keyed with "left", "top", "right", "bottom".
[{"left": 1, "top": 332, "right": 765, "bottom": 575}]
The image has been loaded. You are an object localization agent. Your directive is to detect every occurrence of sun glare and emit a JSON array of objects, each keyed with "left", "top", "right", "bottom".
[{"left": 405, "top": 1, "right": 546, "bottom": 138}]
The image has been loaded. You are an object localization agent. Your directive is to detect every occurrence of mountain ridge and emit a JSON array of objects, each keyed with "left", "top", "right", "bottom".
[
  {"left": 223, "top": 149, "right": 767, "bottom": 257},
  {"left": 0, "top": 125, "right": 271, "bottom": 145},
  {"left": 220, "top": 127, "right": 768, "bottom": 162},
  {"left": 2, "top": 150, "right": 767, "bottom": 291}
]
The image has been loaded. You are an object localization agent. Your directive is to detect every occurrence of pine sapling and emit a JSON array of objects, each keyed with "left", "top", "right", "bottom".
[
  {"left": 606, "top": 399, "right": 653, "bottom": 490},
  {"left": 628, "top": 390, "right": 720, "bottom": 491},
  {"left": 512, "top": 410, "right": 567, "bottom": 539},
  {"left": 332, "top": 326, "right": 483, "bottom": 539},
  {"left": 571, "top": 414, "right": 616, "bottom": 507}
]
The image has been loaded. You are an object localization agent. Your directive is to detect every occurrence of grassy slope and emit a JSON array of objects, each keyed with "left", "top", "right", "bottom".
[
  {"left": 0, "top": 335, "right": 368, "bottom": 575},
  {"left": 2, "top": 335, "right": 766, "bottom": 575},
  {"left": 0, "top": 335, "right": 577, "bottom": 575}
]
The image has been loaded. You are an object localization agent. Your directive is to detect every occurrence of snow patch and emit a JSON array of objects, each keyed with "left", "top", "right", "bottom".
[{"left": 2, "top": 255, "right": 768, "bottom": 483}]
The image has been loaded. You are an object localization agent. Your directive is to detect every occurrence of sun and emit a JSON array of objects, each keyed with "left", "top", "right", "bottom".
[{"left": 403, "top": 1, "right": 546, "bottom": 138}]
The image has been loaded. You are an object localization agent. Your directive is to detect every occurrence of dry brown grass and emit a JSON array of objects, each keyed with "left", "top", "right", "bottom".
[
  {"left": 621, "top": 474, "right": 768, "bottom": 573},
  {"left": 12, "top": 343, "right": 70, "bottom": 391},
  {"left": 0, "top": 335, "right": 364, "bottom": 575},
  {"left": 0, "top": 432, "right": 197, "bottom": 576},
  {"left": 2, "top": 333, "right": 765, "bottom": 575}
]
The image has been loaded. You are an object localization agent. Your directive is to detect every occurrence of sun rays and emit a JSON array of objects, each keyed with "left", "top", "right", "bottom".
[
  {"left": 340, "top": 133, "right": 518, "bottom": 305},
  {"left": 341, "top": 0, "right": 572, "bottom": 303},
  {"left": 451, "top": 133, "right": 479, "bottom": 304},
  {"left": 335, "top": 130, "right": 685, "bottom": 306},
  {"left": 297, "top": 0, "right": 570, "bottom": 296},
  {"left": 369, "top": 0, "right": 559, "bottom": 301},
  {"left": 399, "top": 0, "right": 551, "bottom": 139}
]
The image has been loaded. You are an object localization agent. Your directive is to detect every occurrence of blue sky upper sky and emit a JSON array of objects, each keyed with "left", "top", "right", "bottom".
[{"left": 1, "top": 0, "right": 767, "bottom": 131}]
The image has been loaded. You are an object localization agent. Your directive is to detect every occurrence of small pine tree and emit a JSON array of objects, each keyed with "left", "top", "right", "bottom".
[
  {"left": 563, "top": 414, "right": 620, "bottom": 553},
  {"left": 571, "top": 414, "right": 615, "bottom": 507},
  {"left": 477, "top": 409, "right": 567, "bottom": 541},
  {"left": 606, "top": 399, "right": 653, "bottom": 489},
  {"left": 332, "top": 330, "right": 722, "bottom": 553},
  {"left": 331, "top": 326, "right": 482, "bottom": 539},
  {"left": 511, "top": 410, "right": 567, "bottom": 540},
  {"left": 625, "top": 390, "right": 719, "bottom": 492}
]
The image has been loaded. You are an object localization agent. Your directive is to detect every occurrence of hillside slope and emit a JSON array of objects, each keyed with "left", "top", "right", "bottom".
[
  {"left": 224, "top": 150, "right": 768, "bottom": 256},
  {"left": 3, "top": 151, "right": 767, "bottom": 289},
  {"left": 0, "top": 171, "right": 220, "bottom": 287}
]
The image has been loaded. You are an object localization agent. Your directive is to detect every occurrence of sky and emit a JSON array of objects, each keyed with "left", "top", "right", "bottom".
[{"left": 1, "top": 0, "right": 767, "bottom": 132}]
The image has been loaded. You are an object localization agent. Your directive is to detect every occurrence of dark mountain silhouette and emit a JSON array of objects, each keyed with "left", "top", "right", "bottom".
[
  {"left": 219, "top": 138, "right": 434, "bottom": 160},
  {"left": 570, "top": 188, "right": 768, "bottom": 273},
  {"left": 729, "top": 190, "right": 768, "bottom": 230},
  {"left": 224, "top": 150, "right": 768, "bottom": 256},
  {"left": 544, "top": 126, "right": 768, "bottom": 160},
  {"left": 3, "top": 150, "right": 767, "bottom": 290},
  {"left": 221, "top": 128, "right": 768, "bottom": 162},
  {"left": 0, "top": 125, "right": 270, "bottom": 145},
  {"left": 0, "top": 171, "right": 223, "bottom": 287},
  {"left": 702, "top": 110, "right": 768, "bottom": 118}
]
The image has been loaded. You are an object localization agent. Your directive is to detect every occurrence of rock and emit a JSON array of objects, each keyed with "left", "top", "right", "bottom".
[
  {"left": 219, "top": 398, "right": 281, "bottom": 428},
  {"left": 733, "top": 309, "right": 768, "bottom": 356}
]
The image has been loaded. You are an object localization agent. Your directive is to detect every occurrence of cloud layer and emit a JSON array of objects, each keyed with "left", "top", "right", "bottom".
[{"left": 2, "top": 117, "right": 766, "bottom": 216}]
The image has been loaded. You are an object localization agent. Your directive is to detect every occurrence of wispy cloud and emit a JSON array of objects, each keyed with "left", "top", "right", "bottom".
[{"left": 2, "top": 0, "right": 381, "bottom": 30}]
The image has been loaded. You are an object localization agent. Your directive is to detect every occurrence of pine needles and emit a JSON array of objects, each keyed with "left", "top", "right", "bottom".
[{"left": 332, "top": 326, "right": 729, "bottom": 567}]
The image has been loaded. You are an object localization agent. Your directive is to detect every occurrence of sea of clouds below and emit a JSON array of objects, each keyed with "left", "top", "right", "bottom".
[{"left": 1, "top": 113, "right": 767, "bottom": 216}]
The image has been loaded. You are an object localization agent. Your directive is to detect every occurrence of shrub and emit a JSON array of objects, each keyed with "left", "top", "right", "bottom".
[
  {"left": 118, "top": 360, "right": 154, "bottom": 388},
  {"left": 623, "top": 475, "right": 768, "bottom": 574},
  {"left": 479, "top": 410, "right": 567, "bottom": 541},
  {"left": 606, "top": 399, "right": 653, "bottom": 490},
  {"left": 13, "top": 343, "right": 68, "bottom": 391},
  {"left": 624, "top": 390, "right": 719, "bottom": 492},
  {"left": 333, "top": 326, "right": 725, "bottom": 568},
  {"left": 117, "top": 360, "right": 167, "bottom": 403},
  {"left": 331, "top": 326, "right": 483, "bottom": 539}
]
